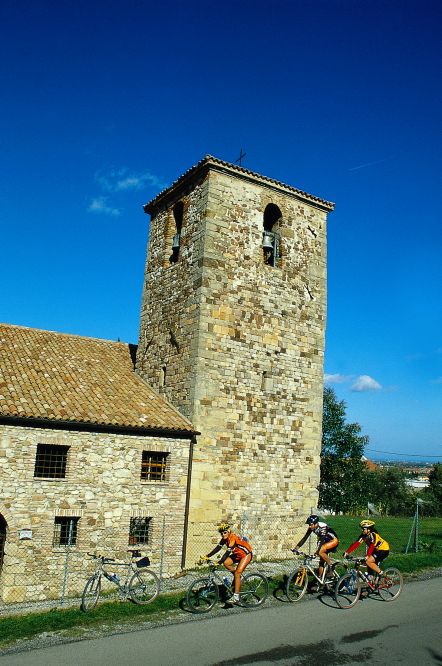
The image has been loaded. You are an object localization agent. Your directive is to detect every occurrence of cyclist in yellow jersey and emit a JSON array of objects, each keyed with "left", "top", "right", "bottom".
[{"left": 344, "top": 519, "right": 390, "bottom": 577}]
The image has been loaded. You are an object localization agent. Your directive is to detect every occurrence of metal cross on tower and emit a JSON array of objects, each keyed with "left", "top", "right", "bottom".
[{"left": 235, "top": 148, "right": 246, "bottom": 166}]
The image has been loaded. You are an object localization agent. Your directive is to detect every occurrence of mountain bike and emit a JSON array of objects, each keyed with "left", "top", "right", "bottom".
[
  {"left": 81, "top": 549, "right": 160, "bottom": 611},
  {"left": 286, "top": 551, "right": 346, "bottom": 602},
  {"left": 334, "top": 557, "right": 403, "bottom": 609},
  {"left": 186, "top": 560, "right": 269, "bottom": 613}
]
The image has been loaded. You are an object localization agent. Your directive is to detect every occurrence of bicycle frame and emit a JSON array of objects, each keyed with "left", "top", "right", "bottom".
[
  {"left": 343, "top": 557, "right": 379, "bottom": 591},
  {"left": 293, "top": 552, "right": 342, "bottom": 587},
  {"left": 200, "top": 562, "right": 238, "bottom": 597},
  {"left": 86, "top": 551, "right": 154, "bottom": 595}
]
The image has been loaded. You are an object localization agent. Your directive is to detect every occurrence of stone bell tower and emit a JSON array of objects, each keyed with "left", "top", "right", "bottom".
[{"left": 136, "top": 155, "right": 334, "bottom": 546}]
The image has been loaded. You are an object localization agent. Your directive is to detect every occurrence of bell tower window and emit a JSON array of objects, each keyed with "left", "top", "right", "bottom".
[
  {"left": 262, "top": 203, "right": 281, "bottom": 267},
  {"left": 170, "top": 201, "right": 183, "bottom": 264}
]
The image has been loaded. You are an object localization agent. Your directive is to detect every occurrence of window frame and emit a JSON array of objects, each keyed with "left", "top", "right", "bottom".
[
  {"left": 140, "top": 450, "right": 170, "bottom": 482},
  {"left": 128, "top": 516, "right": 152, "bottom": 546},
  {"left": 53, "top": 516, "right": 79, "bottom": 547},
  {"left": 34, "top": 444, "right": 70, "bottom": 479}
]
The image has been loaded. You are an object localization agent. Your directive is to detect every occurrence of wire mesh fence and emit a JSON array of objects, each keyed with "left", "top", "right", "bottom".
[{"left": 0, "top": 511, "right": 441, "bottom": 617}]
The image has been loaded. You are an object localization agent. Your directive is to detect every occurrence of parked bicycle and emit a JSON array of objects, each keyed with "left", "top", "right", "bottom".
[
  {"left": 186, "top": 559, "right": 269, "bottom": 613},
  {"left": 81, "top": 549, "right": 160, "bottom": 611},
  {"left": 334, "top": 557, "right": 403, "bottom": 609},
  {"left": 286, "top": 551, "right": 345, "bottom": 602}
]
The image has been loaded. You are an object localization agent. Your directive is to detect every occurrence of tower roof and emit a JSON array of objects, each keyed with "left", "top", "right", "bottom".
[
  {"left": 144, "top": 154, "right": 335, "bottom": 214},
  {"left": 0, "top": 323, "right": 196, "bottom": 436}
]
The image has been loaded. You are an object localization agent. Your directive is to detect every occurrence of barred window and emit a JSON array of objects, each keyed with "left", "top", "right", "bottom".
[
  {"left": 141, "top": 451, "right": 169, "bottom": 481},
  {"left": 129, "top": 517, "right": 151, "bottom": 546},
  {"left": 34, "top": 444, "right": 69, "bottom": 478},
  {"left": 53, "top": 517, "right": 79, "bottom": 546}
]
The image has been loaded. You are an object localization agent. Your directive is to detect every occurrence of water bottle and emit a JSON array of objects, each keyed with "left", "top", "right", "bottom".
[
  {"left": 222, "top": 576, "right": 230, "bottom": 587},
  {"left": 107, "top": 572, "right": 120, "bottom": 584}
]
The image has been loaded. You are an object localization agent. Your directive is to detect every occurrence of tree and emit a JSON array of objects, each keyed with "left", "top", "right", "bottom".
[
  {"left": 422, "top": 463, "right": 442, "bottom": 516},
  {"left": 367, "top": 466, "right": 414, "bottom": 516},
  {"left": 318, "top": 387, "right": 369, "bottom": 513}
]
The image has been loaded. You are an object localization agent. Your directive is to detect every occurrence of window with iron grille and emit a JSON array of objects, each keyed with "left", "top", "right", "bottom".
[
  {"left": 129, "top": 517, "right": 151, "bottom": 545},
  {"left": 53, "top": 517, "right": 79, "bottom": 546},
  {"left": 141, "top": 451, "right": 169, "bottom": 481},
  {"left": 34, "top": 444, "right": 69, "bottom": 478}
]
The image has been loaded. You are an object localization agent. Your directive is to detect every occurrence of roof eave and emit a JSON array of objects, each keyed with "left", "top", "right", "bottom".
[
  {"left": 0, "top": 415, "right": 199, "bottom": 439},
  {"left": 144, "top": 154, "right": 335, "bottom": 215}
]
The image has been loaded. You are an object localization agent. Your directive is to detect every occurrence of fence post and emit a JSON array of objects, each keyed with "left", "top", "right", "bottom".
[
  {"left": 415, "top": 498, "right": 420, "bottom": 553},
  {"left": 60, "top": 519, "right": 74, "bottom": 607},
  {"left": 158, "top": 516, "right": 165, "bottom": 590}
]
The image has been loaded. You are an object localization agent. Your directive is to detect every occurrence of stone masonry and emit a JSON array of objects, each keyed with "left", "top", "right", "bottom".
[
  {"left": 0, "top": 424, "right": 190, "bottom": 602},
  {"left": 136, "top": 156, "right": 334, "bottom": 555}
]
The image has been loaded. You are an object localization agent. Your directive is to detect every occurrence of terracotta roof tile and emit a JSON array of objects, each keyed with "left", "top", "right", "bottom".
[{"left": 0, "top": 323, "right": 195, "bottom": 435}]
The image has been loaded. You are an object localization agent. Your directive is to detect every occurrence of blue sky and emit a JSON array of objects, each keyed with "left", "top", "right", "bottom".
[{"left": 1, "top": 0, "right": 441, "bottom": 461}]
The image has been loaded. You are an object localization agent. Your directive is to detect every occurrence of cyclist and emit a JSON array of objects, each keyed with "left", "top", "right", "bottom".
[
  {"left": 201, "top": 522, "right": 252, "bottom": 604},
  {"left": 344, "top": 519, "right": 389, "bottom": 579},
  {"left": 292, "top": 514, "right": 339, "bottom": 582}
]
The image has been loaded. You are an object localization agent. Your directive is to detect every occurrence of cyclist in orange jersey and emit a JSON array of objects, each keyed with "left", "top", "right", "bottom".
[{"left": 201, "top": 522, "right": 252, "bottom": 604}]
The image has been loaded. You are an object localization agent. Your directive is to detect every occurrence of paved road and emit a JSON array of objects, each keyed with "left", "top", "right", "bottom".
[{"left": 1, "top": 578, "right": 441, "bottom": 665}]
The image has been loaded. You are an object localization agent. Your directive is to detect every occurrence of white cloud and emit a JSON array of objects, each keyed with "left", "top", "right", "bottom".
[
  {"left": 324, "top": 373, "right": 351, "bottom": 384},
  {"left": 95, "top": 168, "right": 166, "bottom": 193},
  {"left": 351, "top": 375, "right": 382, "bottom": 392},
  {"left": 87, "top": 196, "right": 121, "bottom": 217}
]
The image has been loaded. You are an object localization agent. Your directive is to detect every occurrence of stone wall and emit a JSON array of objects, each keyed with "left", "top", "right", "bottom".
[
  {"left": 136, "top": 161, "right": 332, "bottom": 540},
  {"left": 0, "top": 424, "right": 191, "bottom": 602}
]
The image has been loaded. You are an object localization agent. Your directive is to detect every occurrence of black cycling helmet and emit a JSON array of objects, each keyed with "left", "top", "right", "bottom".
[{"left": 306, "top": 514, "right": 319, "bottom": 525}]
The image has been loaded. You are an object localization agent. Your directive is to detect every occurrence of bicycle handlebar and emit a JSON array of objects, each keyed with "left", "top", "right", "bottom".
[
  {"left": 292, "top": 551, "right": 316, "bottom": 559},
  {"left": 86, "top": 552, "right": 116, "bottom": 563}
]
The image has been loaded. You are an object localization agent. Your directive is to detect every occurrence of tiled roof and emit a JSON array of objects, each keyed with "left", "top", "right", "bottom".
[
  {"left": 0, "top": 324, "right": 195, "bottom": 435},
  {"left": 144, "top": 154, "right": 335, "bottom": 213}
]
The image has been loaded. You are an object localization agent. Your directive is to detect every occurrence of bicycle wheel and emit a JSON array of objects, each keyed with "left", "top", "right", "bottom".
[
  {"left": 186, "top": 577, "right": 219, "bottom": 613},
  {"left": 129, "top": 569, "right": 160, "bottom": 605},
  {"left": 81, "top": 575, "right": 101, "bottom": 611},
  {"left": 286, "top": 566, "right": 308, "bottom": 602},
  {"left": 377, "top": 567, "right": 403, "bottom": 602},
  {"left": 240, "top": 572, "right": 269, "bottom": 608},
  {"left": 334, "top": 572, "right": 361, "bottom": 609}
]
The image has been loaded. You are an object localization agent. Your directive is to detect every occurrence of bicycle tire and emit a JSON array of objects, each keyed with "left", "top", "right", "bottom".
[
  {"left": 129, "top": 568, "right": 160, "bottom": 605},
  {"left": 377, "top": 567, "right": 403, "bottom": 602},
  {"left": 334, "top": 571, "right": 361, "bottom": 609},
  {"left": 186, "top": 576, "right": 219, "bottom": 613},
  {"left": 81, "top": 575, "right": 101, "bottom": 611},
  {"left": 240, "top": 572, "right": 269, "bottom": 607},
  {"left": 286, "top": 566, "right": 308, "bottom": 602}
]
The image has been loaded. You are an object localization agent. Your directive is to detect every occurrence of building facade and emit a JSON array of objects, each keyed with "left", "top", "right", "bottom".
[
  {"left": 0, "top": 324, "right": 195, "bottom": 603},
  {"left": 136, "top": 156, "right": 334, "bottom": 551}
]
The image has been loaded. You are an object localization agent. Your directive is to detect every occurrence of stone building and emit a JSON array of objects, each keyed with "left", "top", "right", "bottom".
[
  {"left": 136, "top": 155, "right": 334, "bottom": 552},
  {"left": 0, "top": 155, "right": 334, "bottom": 600},
  {"left": 0, "top": 324, "right": 196, "bottom": 602}
]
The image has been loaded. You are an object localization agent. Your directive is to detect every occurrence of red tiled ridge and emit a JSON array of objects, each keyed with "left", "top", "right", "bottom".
[
  {"left": 144, "top": 154, "right": 335, "bottom": 213},
  {"left": 0, "top": 323, "right": 195, "bottom": 434}
]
